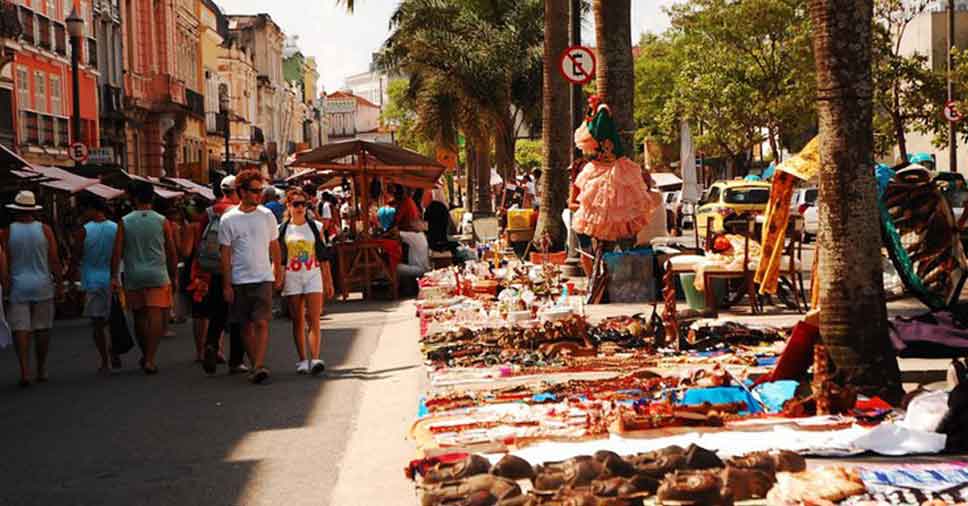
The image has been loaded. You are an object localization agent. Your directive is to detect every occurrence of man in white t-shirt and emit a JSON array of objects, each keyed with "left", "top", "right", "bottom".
[{"left": 218, "top": 170, "right": 282, "bottom": 385}]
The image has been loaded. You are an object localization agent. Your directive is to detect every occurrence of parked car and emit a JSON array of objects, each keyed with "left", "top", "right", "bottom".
[
  {"left": 790, "top": 187, "right": 818, "bottom": 215},
  {"left": 789, "top": 187, "right": 819, "bottom": 241},
  {"left": 933, "top": 171, "right": 968, "bottom": 248},
  {"left": 802, "top": 204, "right": 818, "bottom": 241},
  {"left": 695, "top": 180, "right": 772, "bottom": 238}
]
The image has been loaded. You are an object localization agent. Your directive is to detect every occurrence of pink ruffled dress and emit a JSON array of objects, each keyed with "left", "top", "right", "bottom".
[{"left": 572, "top": 157, "right": 661, "bottom": 241}]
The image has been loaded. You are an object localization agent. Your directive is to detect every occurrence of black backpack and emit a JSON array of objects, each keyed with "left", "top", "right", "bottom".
[{"left": 279, "top": 219, "right": 333, "bottom": 265}]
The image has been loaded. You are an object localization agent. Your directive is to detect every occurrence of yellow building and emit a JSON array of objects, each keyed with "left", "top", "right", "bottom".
[
  {"left": 175, "top": 0, "right": 205, "bottom": 181},
  {"left": 304, "top": 57, "right": 319, "bottom": 106},
  {"left": 201, "top": 0, "right": 226, "bottom": 182},
  {"left": 218, "top": 35, "right": 261, "bottom": 168}
]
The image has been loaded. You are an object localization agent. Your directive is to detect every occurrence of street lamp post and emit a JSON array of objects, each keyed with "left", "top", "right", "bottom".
[
  {"left": 948, "top": 0, "right": 958, "bottom": 172},
  {"left": 66, "top": 7, "right": 84, "bottom": 148},
  {"left": 219, "top": 84, "right": 232, "bottom": 175}
]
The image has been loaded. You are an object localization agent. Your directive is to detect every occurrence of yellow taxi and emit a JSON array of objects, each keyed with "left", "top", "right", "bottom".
[{"left": 695, "top": 179, "right": 772, "bottom": 238}]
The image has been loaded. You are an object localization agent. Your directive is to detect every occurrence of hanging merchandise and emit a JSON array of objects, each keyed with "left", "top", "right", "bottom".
[
  {"left": 881, "top": 165, "right": 968, "bottom": 310},
  {"left": 755, "top": 137, "right": 819, "bottom": 295}
]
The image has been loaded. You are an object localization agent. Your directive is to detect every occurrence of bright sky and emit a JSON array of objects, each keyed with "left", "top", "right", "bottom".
[{"left": 218, "top": 0, "right": 679, "bottom": 95}]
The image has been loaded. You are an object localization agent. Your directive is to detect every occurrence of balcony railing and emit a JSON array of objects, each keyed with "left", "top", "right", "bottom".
[{"left": 151, "top": 74, "right": 186, "bottom": 106}]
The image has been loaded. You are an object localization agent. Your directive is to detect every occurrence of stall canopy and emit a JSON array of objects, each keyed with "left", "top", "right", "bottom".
[
  {"left": 18, "top": 165, "right": 124, "bottom": 199},
  {"left": 165, "top": 177, "right": 216, "bottom": 201},
  {"left": 0, "top": 143, "right": 31, "bottom": 171},
  {"left": 288, "top": 140, "right": 446, "bottom": 187},
  {"left": 128, "top": 175, "right": 185, "bottom": 199}
]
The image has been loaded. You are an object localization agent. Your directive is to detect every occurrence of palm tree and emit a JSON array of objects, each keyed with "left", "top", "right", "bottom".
[
  {"left": 534, "top": 0, "right": 571, "bottom": 247},
  {"left": 336, "top": 0, "right": 355, "bottom": 13},
  {"left": 809, "top": 0, "right": 902, "bottom": 403},
  {"left": 593, "top": 0, "right": 635, "bottom": 154},
  {"left": 381, "top": 0, "right": 543, "bottom": 216}
]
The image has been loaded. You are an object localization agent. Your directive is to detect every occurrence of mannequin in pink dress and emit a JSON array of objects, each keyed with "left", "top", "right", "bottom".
[{"left": 572, "top": 96, "right": 661, "bottom": 302}]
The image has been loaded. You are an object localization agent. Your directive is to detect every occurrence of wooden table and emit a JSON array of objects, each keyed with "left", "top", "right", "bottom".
[{"left": 335, "top": 240, "right": 399, "bottom": 301}]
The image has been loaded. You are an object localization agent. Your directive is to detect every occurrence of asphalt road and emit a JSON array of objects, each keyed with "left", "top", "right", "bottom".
[{"left": 0, "top": 299, "right": 397, "bottom": 506}]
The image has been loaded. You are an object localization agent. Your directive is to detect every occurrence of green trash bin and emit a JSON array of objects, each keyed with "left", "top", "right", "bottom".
[{"left": 679, "top": 273, "right": 727, "bottom": 312}]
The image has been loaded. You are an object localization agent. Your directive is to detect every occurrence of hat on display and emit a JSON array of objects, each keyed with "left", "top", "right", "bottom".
[
  {"left": 220, "top": 175, "right": 237, "bottom": 191},
  {"left": 7, "top": 191, "right": 42, "bottom": 212}
]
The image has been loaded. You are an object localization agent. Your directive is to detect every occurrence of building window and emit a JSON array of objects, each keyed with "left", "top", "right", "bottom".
[
  {"left": 46, "top": 0, "right": 55, "bottom": 19},
  {"left": 34, "top": 71, "right": 46, "bottom": 114},
  {"left": 49, "top": 75, "right": 61, "bottom": 115},
  {"left": 15, "top": 67, "right": 29, "bottom": 110}
]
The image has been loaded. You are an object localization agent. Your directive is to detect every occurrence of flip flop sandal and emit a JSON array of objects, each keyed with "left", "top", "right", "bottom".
[
  {"left": 250, "top": 367, "right": 271, "bottom": 384},
  {"left": 142, "top": 364, "right": 159, "bottom": 375}
]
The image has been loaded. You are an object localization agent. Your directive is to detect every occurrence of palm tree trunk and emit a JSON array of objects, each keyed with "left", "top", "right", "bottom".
[
  {"left": 474, "top": 133, "right": 494, "bottom": 216},
  {"left": 810, "top": 0, "right": 902, "bottom": 403},
  {"left": 496, "top": 104, "right": 516, "bottom": 184},
  {"left": 594, "top": 0, "right": 635, "bottom": 156},
  {"left": 535, "top": 0, "right": 571, "bottom": 249},
  {"left": 465, "top": 136, "right": 476, "bottom": 213}
]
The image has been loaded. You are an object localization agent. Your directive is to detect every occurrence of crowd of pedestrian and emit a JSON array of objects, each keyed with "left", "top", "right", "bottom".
[{"left": 4, "top": 169, "right": 338, "bottom": 387}]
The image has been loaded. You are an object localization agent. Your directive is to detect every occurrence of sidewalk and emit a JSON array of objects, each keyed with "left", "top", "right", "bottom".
[{"left": 328, "top": 301, "right": 424, "bottom": 506}]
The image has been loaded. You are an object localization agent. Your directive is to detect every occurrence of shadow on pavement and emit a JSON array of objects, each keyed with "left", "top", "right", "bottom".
[
  {"left": 325, "top": 363, "right": 419, "bottom": 381},
  {"left": 0, "top": 298, "right": 398, "bottom": 505}
]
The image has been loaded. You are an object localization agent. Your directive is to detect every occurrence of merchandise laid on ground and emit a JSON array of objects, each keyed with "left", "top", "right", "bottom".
[{"left": 404, "top": 255, "right": 968, "bottom": 506}]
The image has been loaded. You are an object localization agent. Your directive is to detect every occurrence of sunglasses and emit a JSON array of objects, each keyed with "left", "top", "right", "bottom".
[
  {"left": 291, "top": 201, "right": 307, "bottom": 208},
  {"left": 243, "top": 186, "right": 265, "bottom": 194}
]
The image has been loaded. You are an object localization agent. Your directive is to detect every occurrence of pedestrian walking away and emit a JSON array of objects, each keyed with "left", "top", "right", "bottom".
[
  {"left": 192, "top": 175, "right": 247, "bottom": 376},
  {"left": 112, "top": 181, "right": 178, "bottom": 375},
  {"left": 279, "top": 188, "right": 327, "bottom": 376},
  {"left": 73, "top": 195, "right": 120, "bottom": 375},
  {"left": 2, "top": 191, "right": 63, "bottom": 387},
  {"left": 219, "top": 170, "right": 283, "bottom": 384}
]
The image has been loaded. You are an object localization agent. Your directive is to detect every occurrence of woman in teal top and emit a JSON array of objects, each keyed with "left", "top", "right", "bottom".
[
  {"left": 111, "top": 181, "right": 177, "bottom": 374},
  {"left": 120, "top": 209, "right": 170, "bottom": 290}
]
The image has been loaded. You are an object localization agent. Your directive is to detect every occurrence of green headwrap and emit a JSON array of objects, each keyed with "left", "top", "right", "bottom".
[{"left": 587, "top": 106, "right": 625, "bottom": 158}]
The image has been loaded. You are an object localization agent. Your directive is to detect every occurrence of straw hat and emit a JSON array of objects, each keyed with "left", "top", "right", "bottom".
[{"left": 6, "top": 191, "right": 42, "bottom": 212}]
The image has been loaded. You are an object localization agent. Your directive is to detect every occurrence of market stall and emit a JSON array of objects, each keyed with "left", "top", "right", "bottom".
[
  {"left": 403, "top": 191, "right": 966, "bottom": 505},
  {"left": 288, "top": 140, "right": 446, "bottom": 301}
]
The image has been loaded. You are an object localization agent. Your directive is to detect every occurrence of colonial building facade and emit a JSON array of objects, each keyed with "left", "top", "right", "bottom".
[
  {"left": 0, "top": 0, "right": 326, "bottom": 181},
  {"left": 13, "top": 0, "right": 100, "bottom": 167}
]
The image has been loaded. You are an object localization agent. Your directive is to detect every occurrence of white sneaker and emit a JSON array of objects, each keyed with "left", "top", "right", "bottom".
[
  {"left": 310, "top": 359, "right": 326, "bottom": 376},
  {"left": 296, "top": 360, "right": 310, "bottom": 375}
]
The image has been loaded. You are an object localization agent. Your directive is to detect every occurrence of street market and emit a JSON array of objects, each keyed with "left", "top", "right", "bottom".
[{"left": 4, "top": 1, "right": 968, "bottom": 505}]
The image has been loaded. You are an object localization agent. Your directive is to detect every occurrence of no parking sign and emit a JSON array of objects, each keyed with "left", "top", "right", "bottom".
[{"left": 559, "top": 46, "right": 596, "bottom": 86}]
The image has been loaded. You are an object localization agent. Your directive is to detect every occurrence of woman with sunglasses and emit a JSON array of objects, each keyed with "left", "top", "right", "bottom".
[{"left": 279, "top": 188, "right": 326, "bottom": 376}]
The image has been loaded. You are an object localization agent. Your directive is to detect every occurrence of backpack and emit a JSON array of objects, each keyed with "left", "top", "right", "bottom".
[
  {"left": 279, "top": 219, "right": 333, "bottom": 266},
  {"left": 196, "top": 207, "right": 223, "bottom": 272}
]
